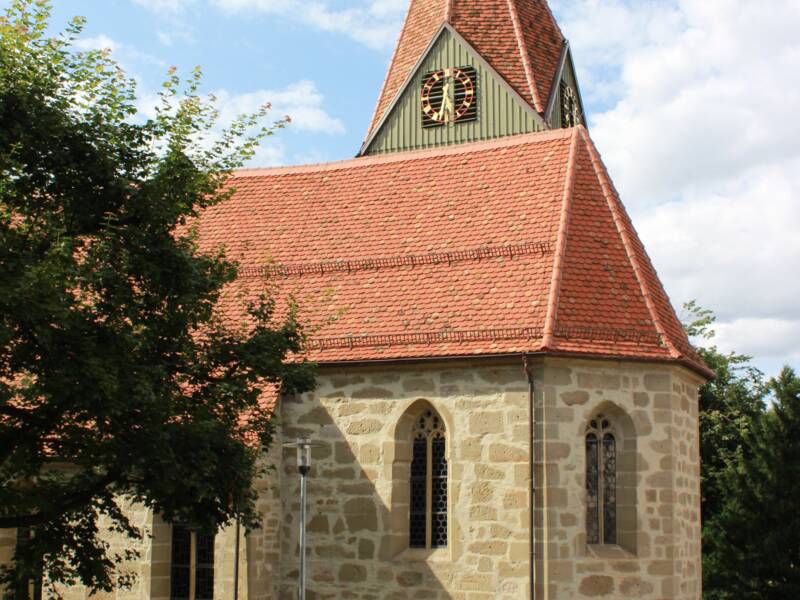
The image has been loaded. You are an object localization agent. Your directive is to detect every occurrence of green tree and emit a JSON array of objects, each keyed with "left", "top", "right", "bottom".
[
  {"left": 0, "top": 0, "right": 314, "bottom": 594},
  {"left": 704, "top": 368, "right": 800, "bottom": 600},
  {"left": 682, "top": 301, "right": 766, "bottom": 522},
  {"left": 681, "top": 302, "right": 768, "bottom": 598}
]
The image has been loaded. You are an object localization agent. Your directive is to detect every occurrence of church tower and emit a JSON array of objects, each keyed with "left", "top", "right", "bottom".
[{"left": 360, "top": 0, "right": 585, "bottom": 155}]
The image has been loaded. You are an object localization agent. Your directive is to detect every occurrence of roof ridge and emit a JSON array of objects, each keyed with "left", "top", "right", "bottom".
[
  {"left": 365, "top": 1, "right": 418, "bottom": 137},
  {"left": 577, "top": 127, "right": 682, "bottom": 359},
  {"left": 540, "top": 0, "right": 565, "bottom": 42},
  {"left": 234, "top": 127, "right": 573, "bottom": 178},
  {"left": 444, "top": 0, "right": 453, "bottom": 22},
  {"left": 542, "top": 126, "right": 579, "bottom": 350},
  {"left": 507, "top": 0, "right": 544, "bottom": 112}
]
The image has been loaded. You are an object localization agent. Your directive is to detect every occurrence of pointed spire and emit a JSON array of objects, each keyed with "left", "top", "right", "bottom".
[{"left": 366, "top": 0, "right": 565, "bottom": 139}]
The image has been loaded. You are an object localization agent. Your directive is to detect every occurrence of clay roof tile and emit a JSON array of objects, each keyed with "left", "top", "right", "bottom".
[{"left": 196, "top": 128, "right": 711, "bottom": 379}]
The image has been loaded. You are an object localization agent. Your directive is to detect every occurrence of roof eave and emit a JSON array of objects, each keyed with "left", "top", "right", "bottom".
[{"left": 310, "top": 349, "right": 714, "bottom": 380}]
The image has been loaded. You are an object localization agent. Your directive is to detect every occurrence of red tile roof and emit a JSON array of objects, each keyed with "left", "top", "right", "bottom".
[
  {"left": 366, "top": 0, "right": 565, "bottom": 141},
  {"left": 197, "top": 128, "right": 711, "bottom": 378}
]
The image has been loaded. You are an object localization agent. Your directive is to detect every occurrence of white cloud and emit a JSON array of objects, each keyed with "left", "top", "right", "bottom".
[
  {"left": 715, "top": 319, "right": 800, "bottom": 363},
  {"left": 74, "top": 34, "right": 120, "bottom": 53},
  {"left": 552, "top": 0, "right": 800, "bottom": 373},
  {"left": 132, "top": 0, "right": 197, "bottom": 14},
  {"left": 131, "top": 0, "right": 404, "bottom": 49},
  {"left": 208, "top": 0, "right": 405, "bottom": 49},
  {"left": 136, "top": 80, "right": 343, "bottom": 167},
  {"left": 156, "top": 26, "right": 195, "bottom": 46},
  {"left": 74, "top": 33, "right": 167, "bottom": 69},
  {"left": 211, "top": 81, "right": 346, "bottom": 135}
]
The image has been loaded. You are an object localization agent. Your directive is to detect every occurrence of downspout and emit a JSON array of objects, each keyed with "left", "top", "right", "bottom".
[{"left": 523, "top": 355, "right": 537, "bottom": 600}]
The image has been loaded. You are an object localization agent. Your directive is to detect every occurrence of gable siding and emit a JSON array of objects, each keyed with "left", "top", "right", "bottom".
[
  {"left": 550, "top": 52, "right": 582, "bottom": 129},
  {"left": 364, "top": 29, "right": 543, "bottom": 156}
]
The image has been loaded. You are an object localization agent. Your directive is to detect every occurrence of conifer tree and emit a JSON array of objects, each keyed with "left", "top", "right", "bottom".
[{"left": 704, "top": 367, "right": 800, "bottom": 599}]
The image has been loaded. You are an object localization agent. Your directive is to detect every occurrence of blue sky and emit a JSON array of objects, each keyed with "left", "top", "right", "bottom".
[
  {"left": 8, "top": 0, "right": 800, "bottom": 378},
  {"left": 45, "top": 0, "right": 409, "bottom": 164}
]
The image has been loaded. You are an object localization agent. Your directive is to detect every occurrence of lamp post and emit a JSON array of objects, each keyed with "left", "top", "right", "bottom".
[{"left": 283, "top": 437, "right": 323, "bottom": 600}]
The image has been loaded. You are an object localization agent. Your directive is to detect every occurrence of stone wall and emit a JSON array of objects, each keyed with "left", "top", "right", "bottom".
[
  {"left": 277, "top": 361, "right": 534, "bottom": 600},
  {"left": 532, "top": 357, "right": 703, "bottom": 600},
  {"left": 48, "top": 500, "right": 154, "bottom": 600},
  {"left": 0, "top": 356, "right": 703, "bottom": 600},
  {"left": 0, "top": 504, "right": 247, "bottom": 599}
]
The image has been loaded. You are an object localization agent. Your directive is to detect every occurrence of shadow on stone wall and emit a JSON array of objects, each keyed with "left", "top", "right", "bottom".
[{"left": 278, "top": 391, "right": 454, "bottom": 600}]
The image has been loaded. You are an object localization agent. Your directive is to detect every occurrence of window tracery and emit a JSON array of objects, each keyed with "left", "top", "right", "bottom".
[
  {"left": 409, "top": 408, "right": 447, "bottom": 549},
  {"left": 586, "top": 415, "right": 617, "bottom": 545}
]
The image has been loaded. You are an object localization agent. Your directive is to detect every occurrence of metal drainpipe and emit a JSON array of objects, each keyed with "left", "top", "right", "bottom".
[
  {"left": 233, "top": 518, "right": 240, "bottom": 600},
  {"left": 523, "top": 355, "right": 537, "bottom": 600}
]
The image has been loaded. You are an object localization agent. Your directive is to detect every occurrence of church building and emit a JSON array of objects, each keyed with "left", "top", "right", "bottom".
[{"left": 4, "top": 0, "right": 710, "bottom": 598}]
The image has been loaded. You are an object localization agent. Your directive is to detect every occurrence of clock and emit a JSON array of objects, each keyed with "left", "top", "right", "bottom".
[
  {"left": 420, "top": 66, "right": 478, "bottom": 127},
  {"left": 560, "top": 81, "right": 581, "bottom": 128}
]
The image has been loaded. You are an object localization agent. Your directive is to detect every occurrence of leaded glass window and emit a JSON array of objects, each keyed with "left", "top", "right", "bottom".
[
  {"left": 409, "top": 408, "right": 448, "bottom": 549},
  {"left": 171, "top": 524, "right": 215, "bottom": 600},
  {"left": 586, "top": 416, "right": 617, "bottom": 545}
]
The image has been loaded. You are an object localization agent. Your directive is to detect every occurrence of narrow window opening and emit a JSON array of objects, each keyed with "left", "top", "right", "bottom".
[
  {"left": 586, "top": 416, "right": 617, "bottom": 545},
  {"left": 170, "top": 524, "right": 215, "bottom": 600},
  {"left": 409, "top": 408, "right": 447, "bottom": 549},
  {"left": 14, "top": 527, "right": 42, "bottom": 600}
]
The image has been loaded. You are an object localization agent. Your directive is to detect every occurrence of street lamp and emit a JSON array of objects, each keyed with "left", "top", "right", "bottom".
[{"left": 283, "top": 437, "right": 324, "bottom": 600}]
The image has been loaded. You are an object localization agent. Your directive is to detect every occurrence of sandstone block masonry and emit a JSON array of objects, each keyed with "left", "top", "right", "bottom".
[
  {"left": 1, "top": 356, "right": 702, "bottom": 599},
  {"left": 254, "top": 357, "right": 701, "bottom": 600},
  {"left": 270, "top": 362, "right": 534, "bottom": 600},
  {"left": 530, "top": 358, "right": 703, "bottom": 600}
]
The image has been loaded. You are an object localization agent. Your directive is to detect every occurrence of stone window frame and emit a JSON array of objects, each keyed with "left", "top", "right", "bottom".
[
  {"left": 388, "top": 399, "right": 455, "bottom": 561},
  {"left": 585, "top": 416, "right": 618, "bottom": 545},
  {"left": 582, "top": 402, "right": 638, "bottom": 556},
  {"left": 409, "top": 408, "right": 448, "bottom": 549}
]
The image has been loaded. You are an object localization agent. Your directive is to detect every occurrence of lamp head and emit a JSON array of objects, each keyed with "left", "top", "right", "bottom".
[{"left": 296, "top": 437, "right": 311, "bottom": 470}]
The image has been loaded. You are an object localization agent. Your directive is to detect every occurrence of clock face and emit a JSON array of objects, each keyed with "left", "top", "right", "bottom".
[
  {"left": 420, "top": 66, "right": 478, "bottom": 127},
  {"left": 560, "top": 81, "right": 581, "bottom": 128}
]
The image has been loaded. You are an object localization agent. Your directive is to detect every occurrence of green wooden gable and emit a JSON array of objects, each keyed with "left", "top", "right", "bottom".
[
  {"left": 361, "top": 27, "right": 546, "bottom": 156},
  {"left": 546, "top": 46, "right": 585, "bottom": 130}
]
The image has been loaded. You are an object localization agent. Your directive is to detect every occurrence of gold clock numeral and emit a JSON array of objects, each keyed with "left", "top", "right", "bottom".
[{"left": 421, "top": 66, "right": 477, "bottom": 127}]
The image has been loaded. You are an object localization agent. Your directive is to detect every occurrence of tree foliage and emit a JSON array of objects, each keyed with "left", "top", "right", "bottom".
[
  {"left": 0, "top": 0, "right": 314, "bottom": 593},
  {"left": 682, "top": 301, "right": 766, "bottom": 522},
  {"left": 704, "top": 368, "right": 800, "bottom": 599},
  {"left": 682, "top": 302, "right": 800, "bottom": 598}
]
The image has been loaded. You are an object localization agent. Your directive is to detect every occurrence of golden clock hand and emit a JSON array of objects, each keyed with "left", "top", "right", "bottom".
[{"left": 441, "top": 81, "right": 454, "bottom": 122}]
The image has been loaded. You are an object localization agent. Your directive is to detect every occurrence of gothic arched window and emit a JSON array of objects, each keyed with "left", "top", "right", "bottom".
[
  {"left": 586, "top": 415, "right": 617, "bottom": 545},
  {"left": 409, "top": 408, "right": 447, "bottom": 549}
]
